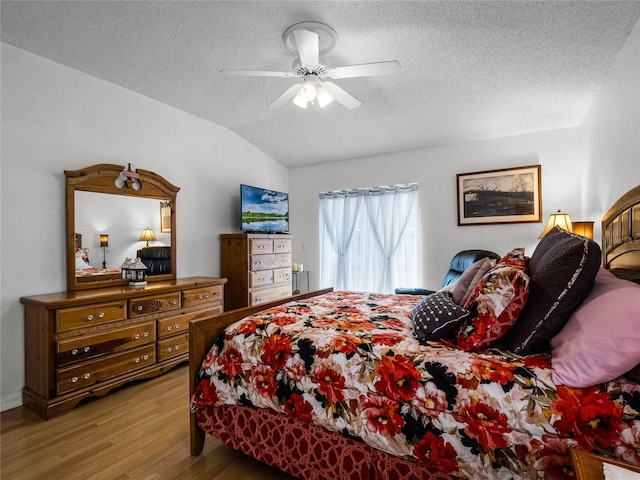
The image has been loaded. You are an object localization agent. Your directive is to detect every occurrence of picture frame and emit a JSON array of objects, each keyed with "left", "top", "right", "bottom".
[
  {"left": 457, "top": 165, "right": 542, "bottom": 226},
  {"left": 160, "top": 201, "right": 172, "bottom": 233}
]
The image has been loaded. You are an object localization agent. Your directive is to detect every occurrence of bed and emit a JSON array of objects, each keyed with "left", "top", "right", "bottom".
[{"left": 189, "top": 184, "right": 640, "bottom": 480}]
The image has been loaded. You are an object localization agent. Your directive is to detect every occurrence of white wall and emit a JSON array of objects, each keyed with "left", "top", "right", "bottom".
[
  {"left": 289, "top": 128, "right": 587, "bottom": 291},
  {"left": 289, "top": 17, "right": 640, "bottom": 293},
  {"left": 581, "top": 17, "right": 640, "bottom": 214},
  {"left": 0, "top": 44, "right": 288, "bottom": 410}
]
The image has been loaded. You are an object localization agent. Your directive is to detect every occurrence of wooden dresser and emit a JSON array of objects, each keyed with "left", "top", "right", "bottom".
[
  {"left": 220, "top": 233, "right": 292, "bottom": 310},
  {"left": 21, "top": 276, "right": 226, "bottom": 419}
]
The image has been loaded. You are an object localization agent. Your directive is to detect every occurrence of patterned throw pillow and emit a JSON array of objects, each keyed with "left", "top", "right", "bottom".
[
  {"left": 411, "top": 291, "right": 471, "bottom": 343},
  {"left": 456, "top": 248, "right": 530, "bottom": 351}
]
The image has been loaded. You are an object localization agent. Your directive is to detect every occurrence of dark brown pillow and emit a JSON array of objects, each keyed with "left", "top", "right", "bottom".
[{"left": 501, "top": 227, "right": 601, "bottom": 355}]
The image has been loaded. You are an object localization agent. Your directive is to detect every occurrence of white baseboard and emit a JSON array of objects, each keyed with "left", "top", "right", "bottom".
[{"left": 1, "top": 392, "right": 23, "bottom": 412}]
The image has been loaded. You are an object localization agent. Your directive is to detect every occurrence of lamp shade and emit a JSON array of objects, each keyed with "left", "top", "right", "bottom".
[
  {"left": 539, "top": 210, "right": 573, "bottom": 238},
  {"left": 572, "top": 221, "right": 594, "bottom": 240},
  {"left": 138, "top": 227, "right": 157, "bottom": 246},
  {"left": 99, "top": 234, "right": 109, "bottom": 247}
]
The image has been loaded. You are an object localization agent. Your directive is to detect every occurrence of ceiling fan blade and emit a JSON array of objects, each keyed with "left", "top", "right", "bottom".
[
  {"left": 322, "top": 81, "right": 361, "bottom": 110},
  {"left": 220, "top": 69, "right": 296, "bottom": 78},
  {"left": 329, "top": 61, "right": 401, "bottom": 79},
  {"left": 268, "top": 83, "right": 303, "bottom": 109},
  {"left": 293, "top": 29, "right": 319, "bottom": 66}
]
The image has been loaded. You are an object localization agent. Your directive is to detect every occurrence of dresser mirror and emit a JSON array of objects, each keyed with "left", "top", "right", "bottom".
[{"left": 66, "top": 164, "right": 180, "bottom": 291}]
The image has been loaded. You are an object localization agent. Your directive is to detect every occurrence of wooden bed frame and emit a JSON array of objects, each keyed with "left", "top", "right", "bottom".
[
  {"left": 602, "top": 183, "right": 640, "bottom": 270},
  {"left": 188, "top": 183, "right": 640, "bottom": 474}
]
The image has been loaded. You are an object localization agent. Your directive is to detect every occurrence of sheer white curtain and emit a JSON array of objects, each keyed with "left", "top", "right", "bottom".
[{"left": 319, "top": 183, "right": 421, "bottom": 294}]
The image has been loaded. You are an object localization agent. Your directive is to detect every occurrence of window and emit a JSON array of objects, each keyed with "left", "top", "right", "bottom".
[{"left": 318, "top": 183, "right": 421, "bottom": 294}]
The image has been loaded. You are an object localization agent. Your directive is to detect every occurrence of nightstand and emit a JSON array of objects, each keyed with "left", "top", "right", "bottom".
[
  {"left": 292, "top": 270, "right": 310, "bottom": 294},
  {"left": 571, "top": 449, "right": 640, "bottom": 480}
]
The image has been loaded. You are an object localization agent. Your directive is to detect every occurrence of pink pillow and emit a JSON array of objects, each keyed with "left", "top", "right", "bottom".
[{"left": 550, "top": 268, "right": 640, "bottom": 388}]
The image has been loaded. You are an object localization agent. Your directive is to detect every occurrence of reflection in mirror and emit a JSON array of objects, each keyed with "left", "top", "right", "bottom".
[
  {"left": 66, "top": 164, "right": 179, "bottom": 291},
  {"left": 74, "top": 192, "right": 172, "bottom": 279}
]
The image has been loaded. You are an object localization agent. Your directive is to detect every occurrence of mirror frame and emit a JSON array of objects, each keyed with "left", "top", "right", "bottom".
[{"left": 66, "top": 164, "right": 180, "bottom": 291}]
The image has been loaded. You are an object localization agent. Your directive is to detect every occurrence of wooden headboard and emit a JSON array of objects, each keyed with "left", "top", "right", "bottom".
[{"left": 602, "top": 184, "right": 640, "bottom": 273}]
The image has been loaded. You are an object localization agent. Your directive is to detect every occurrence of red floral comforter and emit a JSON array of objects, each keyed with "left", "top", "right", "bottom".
[{"left": 191, "top": 291, "right": 640, "bottom": 479}]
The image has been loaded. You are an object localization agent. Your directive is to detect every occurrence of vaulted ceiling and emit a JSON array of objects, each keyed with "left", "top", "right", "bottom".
[{"left": 2, "top": 1, "right": 640, "bottom": 167}]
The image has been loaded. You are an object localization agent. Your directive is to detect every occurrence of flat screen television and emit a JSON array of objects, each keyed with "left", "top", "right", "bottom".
[{"left": 241, "top": 184, "right": 289, "bottom": 233}]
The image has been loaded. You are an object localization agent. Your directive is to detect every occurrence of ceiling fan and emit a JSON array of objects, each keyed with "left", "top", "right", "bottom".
[{"left": 220, "top": 22, "right": 401, "bottom": 110}]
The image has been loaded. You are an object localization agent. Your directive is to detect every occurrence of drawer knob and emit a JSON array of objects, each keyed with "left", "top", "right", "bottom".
[
  {"left": 174, "top": 323, "right": 180, "bottom": 329},
  {"left": 143, "top": 332, "right": 149, "bottom": 337},
  {"left": 134, "top": 357, "right": 141, "bottom": 363},
  {"left": 167, "top": 347, "right": 173, "bottom": 353},
  {"left": 143, "top": 354, "right": 149, "bottom": 361},
  {"left": 98, "top": 312, "right": 105, "bottom": 318},
  {"left": 83, "top": 373, "right": 91, "bottom": 379},
  {"left": 174, "top": 345, "right": 180, "bottom": 350},
  {"left": 171, "top": 299, "right": 178, "bottom": 305},
  {"left": 71, "top": 376, "right": 79, "bottom": 383},
  {"left": 86, "top": 314, "right": 94, "bottom": 321},
  {"left": 166, "top": 326, "right": 172, "bottom": 331},
  {"left": 136, "top": 305, "right": 143, "bottom": 311},
  {"left": 83, "top": 346, "right": 90, "bottom": 353},
  {"left": 71, "top": 349, "right": 79, "bottom": 355},
  {"left": 134, "top": 333, "right": 141, "bottom": 340}
]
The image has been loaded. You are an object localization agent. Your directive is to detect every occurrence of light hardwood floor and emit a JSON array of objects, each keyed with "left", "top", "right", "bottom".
[{"left": 1, "top": 365, "right": 297, "bottom": 480}]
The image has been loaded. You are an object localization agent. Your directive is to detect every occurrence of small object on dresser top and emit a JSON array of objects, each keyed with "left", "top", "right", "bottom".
[{"left": 128, "top": 257, "right": 147, "bottom": 286}]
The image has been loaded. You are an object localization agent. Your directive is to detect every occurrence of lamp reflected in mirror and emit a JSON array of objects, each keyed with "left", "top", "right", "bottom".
[
  {"left": 100, "top": 234, "right": 109, "bottom": 268},
  {"left": 138, "top": 227, "right": 157, "bottom": 247}
]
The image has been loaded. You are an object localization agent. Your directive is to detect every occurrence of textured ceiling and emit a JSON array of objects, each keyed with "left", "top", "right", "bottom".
[{"left": 2, "top": 1, "right": 640, "bottom": 168}]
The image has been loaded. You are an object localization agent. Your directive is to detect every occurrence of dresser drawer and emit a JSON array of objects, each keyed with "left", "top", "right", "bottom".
[
  {"left": 56, "top": 301, "right": 127, "bottom": 332},
  {"left": 275, "top": 254, "right": 292, "bottom": 269},
  {"left": 182, "top": 285, "right": 222, "bottom": 308},
  {"left": 273, "top": 238, "right": 291, "bottom": 253},
  {"left": 57, "top": 344, "right": 156, "bottom": 394},
  {"left": 57, "top": 321, "right": 156, "bottom": 367},
  {"left": 129, "top": 292, "right": 181, "bottom": 317},
  {"left": 250, "top": 238, "right": 273, "bottom": 254},
  {"left": 157, "top": 333, "right": 189, "bottom": 361},
  {"left": 157, "top": 309, "right": 223, "bottom": 339},
  {"left": 250, "top": 254, "right": 281, "bottom": 271},
  {"left": 157, "top": 316, "right": 188, "bottom": 338},
  {"left": 273, "top": 267, "right": 291, "bottom": 284},
  {"left": 251, "top": 284, "right": 292, "bottom": 305},
  {"left": 250, "top": 269, "right": 274, "bottom": 287}
]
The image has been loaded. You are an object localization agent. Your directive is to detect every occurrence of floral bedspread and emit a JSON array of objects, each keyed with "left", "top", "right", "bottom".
[{"left": 191, "top": 291, "right": 640, "bottom": 479}]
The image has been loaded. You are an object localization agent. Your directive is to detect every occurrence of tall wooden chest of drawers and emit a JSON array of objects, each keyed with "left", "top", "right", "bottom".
[
  {"left": 220, "top": 233, "right": 292, "bottom": 310},
  {"left": 21, "top": 276, "right": 226, "bottom": 419}
]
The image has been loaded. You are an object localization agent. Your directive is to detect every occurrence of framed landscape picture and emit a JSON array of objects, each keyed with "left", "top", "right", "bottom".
[{"left": 457, "top": 165, "right": 542, "bottom": 226}]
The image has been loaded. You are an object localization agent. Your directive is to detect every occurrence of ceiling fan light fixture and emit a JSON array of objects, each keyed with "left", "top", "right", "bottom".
[
  {"left": 300, "top": 82, "right": 317, "bottom": 102},
  {"left": 316, "top": 86, "right": 333, "bottom": 107},
  {"left": 293, "top": 91, "right": 308, "bottom": 108}
]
